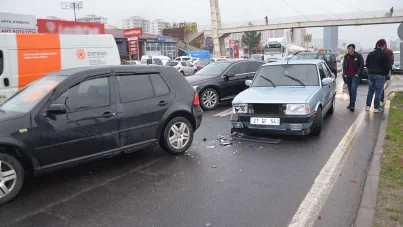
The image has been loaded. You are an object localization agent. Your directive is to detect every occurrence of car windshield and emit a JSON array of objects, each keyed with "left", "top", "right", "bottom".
[
  {"left": 166, "top": 61, "right": 178, "bottom": 66},
  {"left": 252, "top": 64, "right": 319, "bottom": 87},
  {"left": 0, "top": 75, "right": 67, "bottom": 113},
  {"left": 290, "top": 54, "right": 317, "bottom": 60},
  {"left": 195, "top": 62, "right": 231, "bottom": 76},
  {"left": 196, "top": 60, "right": 210, "bottom": 65}
]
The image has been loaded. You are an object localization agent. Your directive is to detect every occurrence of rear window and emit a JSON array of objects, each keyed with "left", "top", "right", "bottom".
[
  {"left": 182, "top": 57, "right": 191, "bottom": 61},
  {"left": 118, "top": 74, "right": 154, "bottom": 102},
  {"left": 252, "top": 64, "right": 319, "bottom": 87},
  {"left": 166, "top": 62, "right": 178, "bottom": 66},
  {"left": 0, "top": 50, "right": 3, "bottom": 76}
]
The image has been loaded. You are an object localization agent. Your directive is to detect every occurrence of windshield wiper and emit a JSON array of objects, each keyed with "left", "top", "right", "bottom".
[
  {"left": 0, "top": 109, "right": 5, "bottom": 113},
  {"left": 283, "top": 75, "right": 305, "bottom": 87},
  {"left": 260, "top": 76, "right": 276, "bottom": 88}
]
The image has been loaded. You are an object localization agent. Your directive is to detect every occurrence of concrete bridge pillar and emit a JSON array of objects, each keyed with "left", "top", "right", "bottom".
[{"left": 210, "top": 0, "right": 223, "bottom": 57}]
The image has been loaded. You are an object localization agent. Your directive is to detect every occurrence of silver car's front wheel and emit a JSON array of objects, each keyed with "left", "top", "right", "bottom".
[{"left": 201, "top": 89, "right": 219, "bottom": 110}]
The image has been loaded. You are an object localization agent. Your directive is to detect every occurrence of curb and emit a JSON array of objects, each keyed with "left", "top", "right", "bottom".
[{"left": 354, "top": 78, "right": 393, "bottom": 227}]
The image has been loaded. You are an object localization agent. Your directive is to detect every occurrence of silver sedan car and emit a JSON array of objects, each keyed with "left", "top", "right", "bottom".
[{"left": 231, "top": 59, "right": 336, "bottom": 136}]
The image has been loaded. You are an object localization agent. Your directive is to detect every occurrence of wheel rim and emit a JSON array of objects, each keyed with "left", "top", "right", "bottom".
[
  {"left": 168, "top": 122, "right": 190, "bottom": 150},
  {"left": 202, "top": 90, "right": 217, "bottom": 108},
  {"left": 0, "top": 160, "right": 17, "bottom": 198}
]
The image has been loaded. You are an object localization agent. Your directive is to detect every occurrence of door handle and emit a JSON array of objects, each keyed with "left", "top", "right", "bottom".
[
  {"left": 158, "top": 101, "right": 168, "bottom": 106},
  {"left": 102, "top": 112, "right": 115, "bottom": 118}
]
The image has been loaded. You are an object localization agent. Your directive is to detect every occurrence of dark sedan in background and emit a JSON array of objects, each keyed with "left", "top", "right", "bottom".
[{"left": 186, "top": 59, "right": 264, "bottom": 110}]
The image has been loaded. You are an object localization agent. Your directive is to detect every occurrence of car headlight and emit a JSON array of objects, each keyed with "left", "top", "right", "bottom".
[
  {"left": 393, "top": 65, "right": 400, "bottom": 70},
  {"left": 285, "top": 104, "right": 310, "bottom": 115},
  {"left": 192, "top": 86, "right": 199, "bottom": 90},
  {"left": 233, "top": 104, "right": 249, "bottom": 114}
]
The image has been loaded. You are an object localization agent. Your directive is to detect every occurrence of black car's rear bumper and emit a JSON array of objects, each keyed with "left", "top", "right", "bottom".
[{"left": 193, "top": 105, "right": 203, "bottom": 130}]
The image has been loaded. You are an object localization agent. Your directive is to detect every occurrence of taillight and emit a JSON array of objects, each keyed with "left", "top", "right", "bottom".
[
  {"left": 193, "top": 92, "right": 200, "bottom": 106},
  {"left": 176, "top": 67, "right": 180, "bottom": 70}
]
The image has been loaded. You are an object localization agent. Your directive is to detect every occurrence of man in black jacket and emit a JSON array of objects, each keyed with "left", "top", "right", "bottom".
[
  {"left": 365, "top": 39, "right": 390, "bottom": 112},
  {"left": 343, "top": 44, "right": 364, "bottom": 111}
]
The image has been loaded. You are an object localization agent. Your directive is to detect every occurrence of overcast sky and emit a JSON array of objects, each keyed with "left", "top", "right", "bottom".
[{"left": 2, "top": 0, "right": 402, "bottom": 48}]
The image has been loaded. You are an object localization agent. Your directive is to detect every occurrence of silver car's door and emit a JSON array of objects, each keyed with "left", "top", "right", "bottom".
[{"left": 318, "top": 63, "right": 332, "bottom": 111}]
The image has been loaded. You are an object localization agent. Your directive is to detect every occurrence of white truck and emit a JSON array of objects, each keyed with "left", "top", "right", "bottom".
[{"left": 263, "top": 37, "right": 305, "bottom": 61}]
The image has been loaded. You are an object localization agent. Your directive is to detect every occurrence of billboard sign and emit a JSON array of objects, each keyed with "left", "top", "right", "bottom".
[
  {"left": 37, "top": 19, "right": 105, "bottom": 34},
  {"left": 0, "top": 12, "right": 36, "bottom": 34},
  {"left": 128, "top": 37, "right": 139, "bottom": 55},
  {"left": 123, "top": 27, "right": 142, "bottom": 38}
]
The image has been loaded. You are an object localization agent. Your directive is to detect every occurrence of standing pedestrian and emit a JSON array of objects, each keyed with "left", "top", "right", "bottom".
[
  {"left": 342, "top": 44, "right": 364, "bottom": 111},
  {"left": 380, "top": 41, "right": 394, "bottom": 107},
  {"left": 365, "top": 39, "right": 390, "bottom": 113}
]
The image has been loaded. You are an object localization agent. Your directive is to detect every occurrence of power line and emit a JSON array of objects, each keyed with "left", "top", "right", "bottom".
[
  {"left": 281, "top": 0, "right": 310, "bottom": 21},
  {"left": 338, "top": 0, "right": 377, "bottom": 17},
  {"left": 306, "top": 0, "right": 342, "bottom": 19}
]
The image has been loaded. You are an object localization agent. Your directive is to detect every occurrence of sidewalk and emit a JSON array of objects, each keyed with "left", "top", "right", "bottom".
[{"left": 355, "top": 75, "right": 403, "bottom": 227}]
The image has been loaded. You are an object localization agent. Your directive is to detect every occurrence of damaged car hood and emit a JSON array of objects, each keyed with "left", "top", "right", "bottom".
[{"left": 233, "top": 86, "right": 320, "bottom": 104}]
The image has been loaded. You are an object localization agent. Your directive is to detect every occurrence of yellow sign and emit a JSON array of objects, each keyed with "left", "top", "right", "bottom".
[{"left": 304, "top": 34, "right": 312, "bottom": 43}]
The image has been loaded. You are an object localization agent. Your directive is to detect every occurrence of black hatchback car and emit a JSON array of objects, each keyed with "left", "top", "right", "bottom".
[
  {"left": 290, "top": 51, "right": 338, "bottom": 76},
  {"left": 0, "top": 65, "right": 202, "bottom": 205},
  {"left": 186, "top": 59, "right": 264, "bottom": 110}
]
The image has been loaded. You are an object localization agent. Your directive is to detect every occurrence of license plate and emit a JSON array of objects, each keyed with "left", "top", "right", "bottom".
[{"left": 250, "top": 117, "right": 280, "bottom": 125}]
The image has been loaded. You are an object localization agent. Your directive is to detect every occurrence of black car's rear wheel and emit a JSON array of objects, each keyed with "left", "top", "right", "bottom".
[
  {"left": 161, "top": 117, "right": 194, "bottom": 154},
  {"left": 200, "top": 88, "right": 219, "bottom": 110},
  {"left": 0, "top": 153, "right": 24, "bottom": 205}
]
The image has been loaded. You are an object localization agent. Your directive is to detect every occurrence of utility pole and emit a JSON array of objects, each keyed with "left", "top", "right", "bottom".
[{"left": 61, "top": 1, "right": 83, "bottom": 22}]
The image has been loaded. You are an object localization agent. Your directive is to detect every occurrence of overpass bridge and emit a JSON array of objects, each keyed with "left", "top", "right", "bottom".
[{"left": 187, "top": 1, "right": 403, "bottom": 56}]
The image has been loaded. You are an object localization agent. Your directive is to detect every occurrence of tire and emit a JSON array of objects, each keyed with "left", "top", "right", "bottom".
[
  {"left": 0, "top": 153, "right": 24, "bottom": 205},
  {"left": 310, "top": 107, "right": 323, "bottom": 136},
  {"left": 181, "top": 71, "right": 185, "bottom": 76},
  {"left": 328, "top": 96, "right": 335, "bottom": 115},
  {"left": 200, "top": 88, "right": 219, "bottom": 110},
  {"left": 161, "top": 117, "right": 194, "bottom": 154},
  {"left": 194, "top": 69, "right": 198, "bottom": 74}
]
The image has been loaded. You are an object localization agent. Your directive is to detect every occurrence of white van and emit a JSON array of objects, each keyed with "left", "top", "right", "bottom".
[{"left": 0, "top": 33, "right": 120, "bottom": 103}]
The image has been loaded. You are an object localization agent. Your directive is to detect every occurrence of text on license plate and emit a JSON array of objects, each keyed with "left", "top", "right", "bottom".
[{"left": 250, "top": 117, "right": 280, "bottom": 125}]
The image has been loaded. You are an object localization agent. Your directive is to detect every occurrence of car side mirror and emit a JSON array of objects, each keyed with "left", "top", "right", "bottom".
[
  {"left": 47, "top": 104, "right": 67, "bottom": 115},
  {"left": 245, "top": 80, "right": 252, "bottom": 87},
  {"left": 322, "top": 78, "right": 333, "bottom": 86},
  {"left": 225, "top": 72, "right": 236, "bottom": 78}
]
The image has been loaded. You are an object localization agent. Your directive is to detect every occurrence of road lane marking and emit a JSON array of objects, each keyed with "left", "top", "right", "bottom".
[
  {"left": 214, "top": 108, "right": 232, "bottom": 117},
  {"left": 288, "top": 110, "right": 366, "bottom": 227}
]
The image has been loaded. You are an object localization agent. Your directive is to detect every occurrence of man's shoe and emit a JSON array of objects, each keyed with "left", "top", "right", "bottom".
[
  {"left": 350, "top": 106, "right": 355, "bottom": 112},
  {"left": 347, "top": 105, "right": 351, "bottom": 109},
  {"left": 365, "top": 106, "right": 370, "bottom": 111},
  {"left": 380, "top": 101, "right": 384, "bottom": 107},
  {"left": 374, "top": 109, "right": 383, "bottom": 113}
]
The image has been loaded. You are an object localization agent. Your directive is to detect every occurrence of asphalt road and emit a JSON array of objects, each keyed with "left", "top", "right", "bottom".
[{"left": 0, "top": 75, "right": 384, "bottom": 227}]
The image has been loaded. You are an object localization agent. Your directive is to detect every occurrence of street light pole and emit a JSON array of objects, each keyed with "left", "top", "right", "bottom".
[{"left": 61, "top": 1, "right": 83, "bottom": 21}]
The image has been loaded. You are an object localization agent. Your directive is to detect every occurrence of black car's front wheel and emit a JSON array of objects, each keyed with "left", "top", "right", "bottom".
[
  {"left": 200, "top": 88, "right": 219, "bottom": 110},
  {"left": 161, "top": 117, "right": 194, "bottom": 154},
  {"left": 0, "top": 153, "right": 24, "bottom": 205}
]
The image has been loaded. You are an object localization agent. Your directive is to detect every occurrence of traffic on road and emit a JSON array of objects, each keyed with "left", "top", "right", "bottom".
[{"left": 0, "top": 31, "right": 400, "bottom": 227}]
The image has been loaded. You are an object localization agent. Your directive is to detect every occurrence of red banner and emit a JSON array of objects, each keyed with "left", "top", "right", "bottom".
[
  {"left": 123, "top": 28, "right": 142, "bottom": 38},
  {"left": 229, "top": 40, "right": 236, "bottom": 46},
  {"left": 234, "top": 45, "right": 239, "bottom": 59},
  {"left": 37, "top": 19, "right": 105, "bottom": 35}
]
